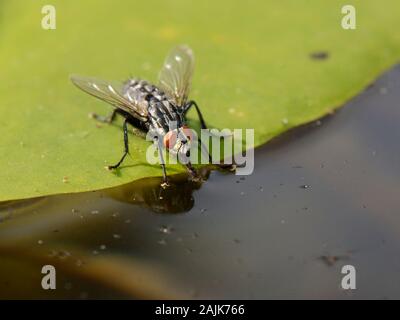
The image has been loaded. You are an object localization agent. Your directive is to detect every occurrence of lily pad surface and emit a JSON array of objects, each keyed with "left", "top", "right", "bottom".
[{"left": 0, "top": 0, "right": 399, "bottom": 201}]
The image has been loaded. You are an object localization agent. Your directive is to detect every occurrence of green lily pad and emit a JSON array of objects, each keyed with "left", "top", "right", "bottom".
[{"left": 0, "top": 0, "right": 399, "bottom": 202}]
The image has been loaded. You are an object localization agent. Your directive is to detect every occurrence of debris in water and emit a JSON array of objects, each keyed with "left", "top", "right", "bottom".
[
  {"left": 51, "top": 250, "right": 70, "bottom": 260},
  {"left": 299, "top": 185, "right": 310, "bottom": 189},
  {"left": 38, "top": 240, "right": 44, "bottom": 245},
  {"left": 319, "top": 255, "right": 349, "bottom": 267},
  {"left": 99, "top": 244, "right": 107, "bottom": 250},
  {"left": 113, "top": 234, "right": 121, "bottom": 239},
  {"left": 91, "top": 210, "right": 100, "bottom": 215}
]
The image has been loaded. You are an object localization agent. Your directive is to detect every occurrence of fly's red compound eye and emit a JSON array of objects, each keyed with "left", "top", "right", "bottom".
[
  {"left": 163, "top": 130, "right": 178, "bottom": 149},
  {"left": 163, "top": 126, "right": 195, "bottom": 149}
]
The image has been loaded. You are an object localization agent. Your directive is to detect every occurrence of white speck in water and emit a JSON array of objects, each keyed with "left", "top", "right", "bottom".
[
  {"left": 38, "top": 240, "right": 44, "bottom": 245},
  {"left": 113, "top": 234, "right": 121, "bottom": 239},
  {"left": 299, "top": 185, "right": 310, "bottom": 189},
  {"left": 91, "top": 210, "right": 100, "bottom": 215},
  {"left": 100, "top": 245, "right": 107, "bottom": 250},
  {"left": 159, "top": 225, "right": 173, "bottom": 234},
  {"left": 112, "top": 212, "right": 120, "bottom": 218}
]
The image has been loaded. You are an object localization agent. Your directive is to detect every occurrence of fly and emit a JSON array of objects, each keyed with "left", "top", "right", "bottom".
[{"left": 71, "top": 45, "right": 217, "bottom": 186}]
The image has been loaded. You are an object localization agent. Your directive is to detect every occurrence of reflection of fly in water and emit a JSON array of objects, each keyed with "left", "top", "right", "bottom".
[
  {"left": 71, "top": 45, "right": 226, "bottom": 186},
  {"left": 106, "top": 167, "right": 211, "bottom": 213}
]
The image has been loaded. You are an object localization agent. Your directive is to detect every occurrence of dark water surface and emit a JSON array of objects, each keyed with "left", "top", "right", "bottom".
[{"left": 1, "top": 65, "right": 400, "bottom": 299}]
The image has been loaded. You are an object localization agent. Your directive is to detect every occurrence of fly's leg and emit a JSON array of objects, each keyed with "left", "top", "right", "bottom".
[
  {"left": 155, "top": 137, "right": 169, "bottom": 187},
  {"left": 90, "top": 108, "right": 117, "bottom": 124},
  {"left": 186, "top": 162, "right": 199, "bottom": 181},
  {"left": 184, "top": 100, "right": 207, "bottom": 129},
  {"left": 184, "top": 100, "right": 233, "bottom": 170},
  {"left": 107, "top": 119, "right": 129, "bottom": 170}
]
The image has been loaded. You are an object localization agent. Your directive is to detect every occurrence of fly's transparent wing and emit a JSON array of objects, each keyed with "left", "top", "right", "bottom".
[
  {"left": 158, "top": 45, "right": 194, "bottom": 107},
  {"left": 70, "top": 75, "right": 148, "bottom": 121}
]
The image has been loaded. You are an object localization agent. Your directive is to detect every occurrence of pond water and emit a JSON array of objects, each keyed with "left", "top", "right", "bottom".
[{"left": 1, "top": 65, "right": 400, "bottom": 299}]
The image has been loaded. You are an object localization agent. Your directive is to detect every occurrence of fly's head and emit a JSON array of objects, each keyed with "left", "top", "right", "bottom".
[{"left": 163, "top": 125, "right": 194, "bottom": 161}]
